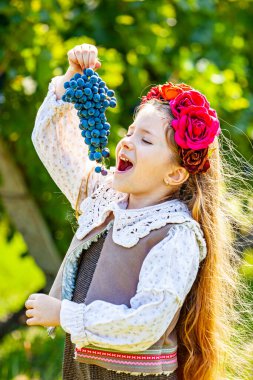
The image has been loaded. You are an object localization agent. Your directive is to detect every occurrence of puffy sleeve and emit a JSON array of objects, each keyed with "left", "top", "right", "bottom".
[
  {"left": 31, "top": 75, "right": 101, "bottom": 211},
  {"left": 60, "top": 222, "right": 206, "bottom": 352}
]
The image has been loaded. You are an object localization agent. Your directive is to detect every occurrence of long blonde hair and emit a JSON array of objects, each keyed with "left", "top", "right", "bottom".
[{"left": 134, "top": 98, "right": 253, "bottom": 380}]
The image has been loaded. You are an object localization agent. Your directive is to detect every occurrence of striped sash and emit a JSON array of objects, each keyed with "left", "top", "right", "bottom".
[{"left": 75, "top": 344, "right": 178, "bottom": 376}]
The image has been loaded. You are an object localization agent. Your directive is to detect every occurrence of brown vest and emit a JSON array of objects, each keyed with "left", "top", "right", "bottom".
[{"left": 48, "top": 211, "right": 181, "bottom": 375}]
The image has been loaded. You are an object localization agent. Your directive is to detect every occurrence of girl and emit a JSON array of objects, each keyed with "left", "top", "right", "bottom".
[{"left": 24, "top": 43, "right": 252, "bottom": 380}]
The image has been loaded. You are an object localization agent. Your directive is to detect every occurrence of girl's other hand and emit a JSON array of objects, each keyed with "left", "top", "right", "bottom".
[
  {"left": 67, "top": 43, "right": 102, "bottom": 74},
  {"left": 25, "top": 293, "right": 62, "bottom": 327}
]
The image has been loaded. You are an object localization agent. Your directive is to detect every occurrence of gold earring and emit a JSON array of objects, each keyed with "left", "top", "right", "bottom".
[{"left": 163, "top": 178, "right": 169, "bottom": 185}]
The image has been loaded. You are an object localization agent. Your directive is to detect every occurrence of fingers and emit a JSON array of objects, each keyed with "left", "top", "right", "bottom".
[
  {"left": 25, "top": 308, "right": 34, "bottom": 317},
  {"left": 86, "top": 46, "right": 97, "bottom": 68},
  {"left": 28, "top": 294, "right": 37, "bottom": 300},
  {"left": 25, "top": 306, "right": 37, "bottom": 326},
  {"left": 67, "top": 43, "right": 100, "bottom": 72},
  {"left": 74, "top": 46, "right": 85, "bottom": 70},
  {"left": 95, "top": 59, "right": 102, "bottom": 69},
  {"left": 26, "top": 317, "right": 37, "bottom": 326},
  {"left": 81, "top": 45, "right": 89, "bottom": 70},
  {"left": 67, "top": 49, "right": 81, "bottom": 73},
  {"left": 25, "top": 306, "right": 40, "bottom": 326},
  {"left": 25, "top": 299, "right": 35, "bottom": 309},
  {"left": 80, "top": 44, "right": 98, "bottom": 69},
  {"left": 25, "top": 293, "right": 39, "bottom": 309}
]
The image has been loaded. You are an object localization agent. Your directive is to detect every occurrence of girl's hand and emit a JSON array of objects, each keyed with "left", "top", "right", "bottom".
[
  {"left": 55, "top": 43, "right": 102, "bottom": 103},
  {"left": 67, "top": 43, "right": 102, "bottom": 74},
  {"left": 25, "top": 293, "right": 62, "bottom": 327}
]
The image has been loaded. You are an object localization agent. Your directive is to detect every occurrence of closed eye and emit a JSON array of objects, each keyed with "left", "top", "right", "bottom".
[{"left": 124, "top": 134, "right": 152, "bottom": 145}]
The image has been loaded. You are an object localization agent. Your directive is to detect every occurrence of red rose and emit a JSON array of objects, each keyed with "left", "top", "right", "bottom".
[
  {"left": 170, "top": 90, "right": 210, "bottom": 118},
  {"left": 171, "top": 105, "right": 221, "bottom": 150},
  {"left": 141, "top": 86, "right": 163, "bottom": 104},
  {"left": 208, "top": 107, "right": 218, "bottom": 118},
  {"left": 179, "top": 147, "right": 210, "bottom": 175}
]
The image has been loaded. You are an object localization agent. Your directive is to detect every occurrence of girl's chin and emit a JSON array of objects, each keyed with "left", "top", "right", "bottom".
[{"left": 112, "top": 172, "right": 134, "bottom": 192}]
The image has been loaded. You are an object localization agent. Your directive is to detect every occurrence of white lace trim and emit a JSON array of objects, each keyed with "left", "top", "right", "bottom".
[{"left": 76, "top": 177, "right": 127, "bottom": 240}]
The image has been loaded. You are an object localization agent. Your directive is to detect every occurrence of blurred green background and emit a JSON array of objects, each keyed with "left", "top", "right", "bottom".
[{"left": 0, "top": 0, "right": 253, "bottom": 379}]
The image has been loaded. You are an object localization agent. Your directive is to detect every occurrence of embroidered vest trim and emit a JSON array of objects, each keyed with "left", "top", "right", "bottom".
[{"left": 74, "top": 344, "right": 178, "bottom": 376}]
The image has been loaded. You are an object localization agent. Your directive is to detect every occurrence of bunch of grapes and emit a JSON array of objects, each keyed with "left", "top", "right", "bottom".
[{"left": 61, "top": 68, "right": 116, "bottom": 175}]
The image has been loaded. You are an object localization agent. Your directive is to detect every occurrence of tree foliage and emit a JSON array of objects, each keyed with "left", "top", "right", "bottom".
[{"left": 0, "top": 0, "right": 252, "bottom": 264}]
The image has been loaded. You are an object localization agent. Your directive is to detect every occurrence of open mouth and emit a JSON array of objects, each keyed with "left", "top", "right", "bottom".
[{"left": 117, "top": 158, "right": 134, "bottom": 173}]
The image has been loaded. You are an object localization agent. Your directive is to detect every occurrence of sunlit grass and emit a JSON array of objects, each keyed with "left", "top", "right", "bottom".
[
  {"left": 0, "top": 217, "right": 64, "bottom": 379},
  {"left": 0, "top": 218, "right": 46, "bottom": 319},
  {"left": 0, "top": 326, "right": 64, "bottom": 380}
]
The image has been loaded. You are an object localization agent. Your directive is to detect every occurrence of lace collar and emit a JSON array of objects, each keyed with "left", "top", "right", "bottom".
[{"left": 75, "top": 177, "right": 203, "bottom": 248}]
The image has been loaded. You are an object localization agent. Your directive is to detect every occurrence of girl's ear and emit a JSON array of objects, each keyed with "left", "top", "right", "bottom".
[{"left": 164, "top": 166, "right": 189, "bottom": 187}]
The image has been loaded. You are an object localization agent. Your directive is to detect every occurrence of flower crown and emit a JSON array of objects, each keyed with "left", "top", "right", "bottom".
[{"left": 140, "top": 82, "right": 221, "bottom": 175}]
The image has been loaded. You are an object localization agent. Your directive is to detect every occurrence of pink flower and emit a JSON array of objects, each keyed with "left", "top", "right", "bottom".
[
  {"left": 171, "top": 105, "right": 221, "bottom": 150},
  {"left": 170, "top": 90, "right": 210, "bottom": 118}
]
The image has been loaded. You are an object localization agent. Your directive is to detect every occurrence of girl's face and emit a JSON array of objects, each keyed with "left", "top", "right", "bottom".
[{"left": 113, "top": 105, "right": 185, "bottom": 207}]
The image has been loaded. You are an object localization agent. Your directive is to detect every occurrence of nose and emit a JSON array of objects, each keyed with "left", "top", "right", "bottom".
[
  {"left": 116, "top": 135, "right": 134, "bottom": 161},
  {"left": 121, "top": 135, "right": 134, "bottom": 150}
]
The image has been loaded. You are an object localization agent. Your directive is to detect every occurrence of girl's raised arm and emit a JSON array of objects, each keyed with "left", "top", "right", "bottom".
[
  {"left": 31, "top": 44, "right": 104, "bottom": 212},
  {"left": 31, "top": 74, "right": 97, "bottom": 211}
]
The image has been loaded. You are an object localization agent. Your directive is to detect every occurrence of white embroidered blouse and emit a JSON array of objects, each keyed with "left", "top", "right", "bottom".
[{"left": 32, "top": 75, "right": 207, "bottom": 352}]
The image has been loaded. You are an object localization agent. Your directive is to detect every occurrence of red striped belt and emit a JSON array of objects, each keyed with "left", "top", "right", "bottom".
[{"left": 75, "top": 344, "right": 178, "bottom": 376}]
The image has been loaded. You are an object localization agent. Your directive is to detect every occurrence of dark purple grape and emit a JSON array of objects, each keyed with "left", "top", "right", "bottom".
[{"left": 101, "top": 169, "right": 108, "bottom": 176}]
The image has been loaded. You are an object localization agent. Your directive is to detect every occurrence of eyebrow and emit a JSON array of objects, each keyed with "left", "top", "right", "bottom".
[{"left": 128, "top": 125, "right": 156, "bottom": 137}]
